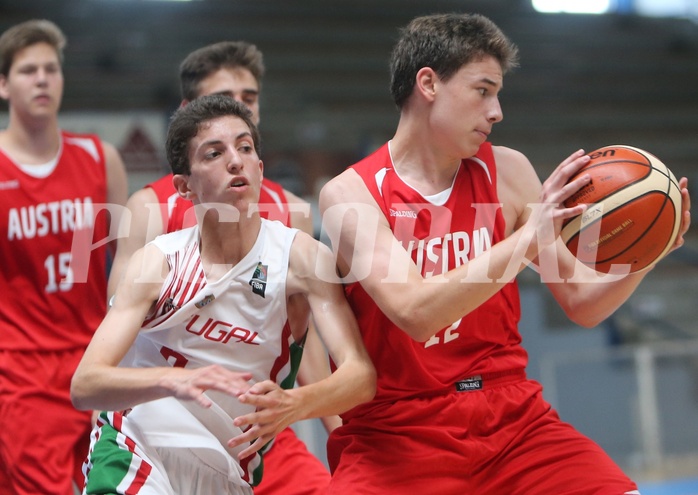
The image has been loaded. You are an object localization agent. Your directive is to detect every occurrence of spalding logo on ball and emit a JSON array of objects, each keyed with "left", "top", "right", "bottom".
[{"left": 561, "top": 145, "right": 682, "bottom": 274}]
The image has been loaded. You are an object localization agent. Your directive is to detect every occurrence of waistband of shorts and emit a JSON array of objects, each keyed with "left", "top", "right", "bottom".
[{"left": 453, "top": 368, "right": 526, "bottom": 393}]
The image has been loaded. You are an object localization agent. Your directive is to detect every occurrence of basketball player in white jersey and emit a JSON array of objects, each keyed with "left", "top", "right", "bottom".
[
  {"left": 70, "top": 94, "right": 375, "bottom": 495},
  {"left": 107, "top": 44, "right": 341, "bottom": 493}
]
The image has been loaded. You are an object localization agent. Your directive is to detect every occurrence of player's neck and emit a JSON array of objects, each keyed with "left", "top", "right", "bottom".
[
  {"left": 389, "top": 131, "right": 461, "bottom": 196},
  {"left": 198, "top": 214, "right": 261, "bottom": 281},
  {"left": 0, "top": 112, "right": 60, "bottom": 164}
]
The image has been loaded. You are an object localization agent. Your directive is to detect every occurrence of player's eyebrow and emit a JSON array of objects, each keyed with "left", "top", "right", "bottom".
[
  {"left": 235, "top": 131, "right": 254, "bottom": 141},
  {"left": 480, "top": 77, "right": 502, "bottom": 89},
  {"left": 199, "top": 131, "right": 253, "bottom": 148},
  {"left": 210, "top": 89, "right": 259, "bottom": 99}
]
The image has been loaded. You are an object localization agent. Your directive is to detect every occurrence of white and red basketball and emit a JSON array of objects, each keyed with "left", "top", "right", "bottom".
[{"left": 561, "top": 145, "right": 682, "bottom": 273}]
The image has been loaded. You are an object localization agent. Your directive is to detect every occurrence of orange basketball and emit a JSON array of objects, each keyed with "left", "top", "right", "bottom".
[{"left": 561, "top": 145, "right": 682, "bottom": 274}]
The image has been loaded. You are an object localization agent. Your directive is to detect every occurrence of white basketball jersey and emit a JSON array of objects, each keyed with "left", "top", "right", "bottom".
[{"left": 122, "top": 219, "right": 299, "bottom": 486}]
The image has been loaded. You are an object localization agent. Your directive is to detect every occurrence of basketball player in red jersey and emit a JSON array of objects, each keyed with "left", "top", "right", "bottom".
[
  {"left": 108, "top": 41, "right": 337, "bottom": 494},
  {"left": 319, "top": 13, "right": 691, "bottom": 495},
  {"left": 0, "top": 20, "right": 128, "bottom": 495}
]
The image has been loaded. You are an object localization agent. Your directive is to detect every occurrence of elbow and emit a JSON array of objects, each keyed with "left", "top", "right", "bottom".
[
  {"left": 70, "top": 370, "right": 92, "bottom": 411},
  {"left": 354, "top": 365, "right": 377, "bottom": 405},
  {"left": 364, "top": 366, "right": 377, "bottom": 402},
  {"left": 392, "top": 305, "right": 445, "bottom": 342},
  {"left": 568, "top": 315, "right": 602, "bottom": 329},
  {"left": 561, "top": 302, "right": 608, "bottom": 329},
  {"left": 70, "top": 384, "right": 86, "bottom": 411}
]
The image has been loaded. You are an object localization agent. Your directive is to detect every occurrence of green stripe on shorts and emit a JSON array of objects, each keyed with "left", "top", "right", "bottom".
[{"left": 84, "top": 419, "right": 136, "bottom": 494}]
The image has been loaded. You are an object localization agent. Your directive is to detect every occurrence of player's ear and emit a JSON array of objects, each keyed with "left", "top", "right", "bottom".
[
  {"left": 415, "top": 67, "right": 438, "bottom": 102},
  {"left": 172, "top": 174, "right": 194, "bottom": 200},
  {"left": 0, "top": 75, "right": 9, "bottom": 101}
]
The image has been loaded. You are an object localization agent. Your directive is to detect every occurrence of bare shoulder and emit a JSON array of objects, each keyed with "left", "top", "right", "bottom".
[
  {"left": 492, "top": 145, "right": 542, "bottom": 233},
  {"left": 115, "top": 243, "right": 168, "bottom": 308},
  {"left": 127, "top": 186, "right": 160, "bottom": 212},
  {"left": 287, "top": 230, "right": 338, "bottom": 293},
  {"left": 318, "top": 168, "right": 373, "bottom": 211},
  {"left": 288, "top": 230, "right": 330, "bottom": 277},
  {"left": 122, "top": 186, "right": 164, "bottom": 249},
  {"left": 492, "top": 145, "right": 538, "bottom": 183}
]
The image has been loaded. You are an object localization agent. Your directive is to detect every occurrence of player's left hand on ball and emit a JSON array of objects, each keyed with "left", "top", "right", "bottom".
[{"left": 228, "top": 381, "right": 300, "bottom": 459}]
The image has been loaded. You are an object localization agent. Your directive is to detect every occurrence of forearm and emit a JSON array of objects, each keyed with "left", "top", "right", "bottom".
[
  {"left": 553, "top": 270, "right": 647, "bottom": 327},
  {"left": 73, "top": 356, "right": 254, "bottom": 414},
  {"left": 295, "top": 325, "right": 343, "bottom": 432},
  {"left": 540, "top": 237, "right": 649, "bottom": 327},
  {"left": 71, "top": 365, "right": 174, "bottom": 412},
  {"left": 288, "top": 357, "right": 376, "bottom": 422},
  {"left": 319, "top": 413, "right": 343, "bottom": 432},
  {"left": 379, "top": 225, "right": 535, "bottom": 340}
]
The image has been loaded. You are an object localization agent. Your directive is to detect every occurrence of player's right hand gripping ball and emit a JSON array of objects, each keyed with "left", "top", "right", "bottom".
[{"left": 561, "top": 145, "right": 682, "bottom": 273}]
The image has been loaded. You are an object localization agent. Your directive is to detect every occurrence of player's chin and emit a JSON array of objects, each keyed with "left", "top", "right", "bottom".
[{"left": 460, "top": 137, "right": 484, "bottom": 158}]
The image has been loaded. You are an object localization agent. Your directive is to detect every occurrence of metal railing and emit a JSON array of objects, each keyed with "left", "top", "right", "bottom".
[{"left": 540, "top": 338, "right": 698, "bottom": 472}]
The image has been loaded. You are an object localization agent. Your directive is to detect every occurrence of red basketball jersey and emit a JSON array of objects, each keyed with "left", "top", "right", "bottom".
[
  {"left": 343, "top": 142, "right": 526, "bottom": 418},
  {"left": 0, "top": 131, "right": 109, "bottom": 351},
  {"left": 146, "top": 174, "right": 182, "bottom": 233},
  {"left": 147, "top": 174, "right": 291, "bottom": 232}
]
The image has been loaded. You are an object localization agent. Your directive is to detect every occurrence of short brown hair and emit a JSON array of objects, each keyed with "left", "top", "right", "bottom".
[
  {"left": 0, "top": 19, "right": 66, "bottom": 77},
  {"left": 390, "top": 13, "right": 519, "bottom": 109},
  {"left": 179, "top": 41, "right": 265, "bottom": 101}
]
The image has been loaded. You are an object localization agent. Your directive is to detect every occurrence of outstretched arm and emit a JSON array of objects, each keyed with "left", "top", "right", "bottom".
[{"left": 71, "top": 244, "right": 252, "bottom": 412}]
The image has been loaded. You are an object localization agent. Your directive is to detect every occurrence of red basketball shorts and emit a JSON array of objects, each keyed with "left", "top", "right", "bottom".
[
  {"left": 254, "top": 426, "right": 330, "bottom": 494},
  {"left": 327, "top": 375, "right": 639, "bottom": 495},
  {"left": 0, "top": 348, "right": 92, "bottom": 495}
]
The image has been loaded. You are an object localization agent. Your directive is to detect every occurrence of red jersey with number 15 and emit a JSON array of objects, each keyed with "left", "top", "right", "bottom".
[
  {"left": 0, "top": 131, "right": 109, "bottom": 351},
  {"left": 343, "top": 141, "right": 526, "bottom": 418},
  {"left": 147, "top": 174, "right": 291, "bottom": 232}
]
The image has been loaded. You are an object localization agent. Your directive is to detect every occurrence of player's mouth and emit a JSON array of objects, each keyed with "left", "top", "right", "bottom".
[
  {"left": 33, "top": 94, "right": 52, "bottom": 104},
  {"left": 229, "top": 177, "right": 249, "bottom": 189}
]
